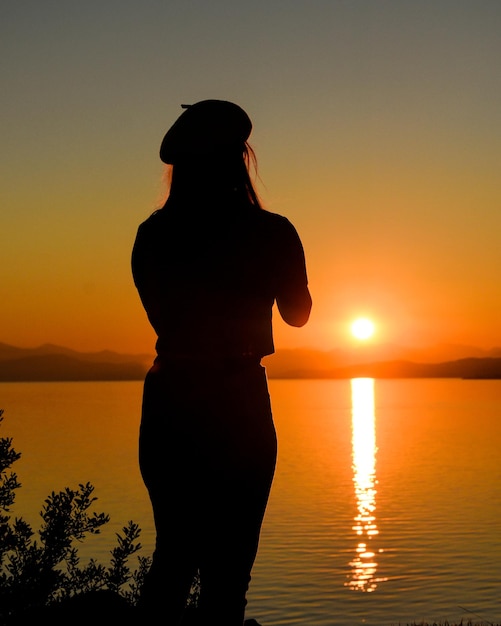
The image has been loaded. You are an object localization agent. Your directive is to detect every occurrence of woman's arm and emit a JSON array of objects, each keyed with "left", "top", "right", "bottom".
[{"left": 274, "top": 218, "right": 312, "bottom": 327}]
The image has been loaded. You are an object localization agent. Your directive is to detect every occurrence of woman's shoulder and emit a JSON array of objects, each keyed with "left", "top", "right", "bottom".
[
  {"left": 255, "top": 207, "right": 293, "bottom": 228},
  {"left": 136, "top": 204, "right": 296, "bottom": 237},
  {"left": 137, "top": 207, "right": 169, "bottom": 230},
  {"left": 254, "top": 209, "right": 300, "bottom": 240}
]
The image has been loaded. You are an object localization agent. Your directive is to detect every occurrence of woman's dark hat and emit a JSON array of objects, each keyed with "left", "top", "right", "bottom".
[{"left": 159, "top": 100, "right": 252, "bottom": 164}]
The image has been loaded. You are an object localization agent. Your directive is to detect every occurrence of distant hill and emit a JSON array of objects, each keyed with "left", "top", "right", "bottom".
[
  {"left": 1, "top": 342, "right": 501, "bottom": 381},
  {"left": 264, "top": 355, "right": 501, "bottom": 380},
  {"left": 262, "top": 346, "right": 501, "bottom": 379},
  {"left": 0, "top": 343, "right": 152, "bottom": 382}
]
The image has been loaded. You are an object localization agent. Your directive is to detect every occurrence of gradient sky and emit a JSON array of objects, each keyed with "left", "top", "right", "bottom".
[{"left": 2, "top": 1, "right": 501, "bottom": 355}]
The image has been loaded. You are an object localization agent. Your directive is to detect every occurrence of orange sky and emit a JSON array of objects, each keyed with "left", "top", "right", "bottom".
[{"left": 2, "top": 2, "right": 501, "bottom": 355}]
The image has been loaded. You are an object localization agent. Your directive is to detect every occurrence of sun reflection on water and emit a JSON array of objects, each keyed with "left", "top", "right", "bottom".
[{"left": 345, "top": 378, "right": 387, "bottom": 592}]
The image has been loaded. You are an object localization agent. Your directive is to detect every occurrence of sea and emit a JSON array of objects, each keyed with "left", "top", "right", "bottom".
[{"left": 1, "top": 378, "right": 500, "bottom": 626}]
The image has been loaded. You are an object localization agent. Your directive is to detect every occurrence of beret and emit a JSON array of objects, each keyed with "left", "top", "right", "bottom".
[{"left": 159, "top": 99, "right": 252, "bottom": 164}]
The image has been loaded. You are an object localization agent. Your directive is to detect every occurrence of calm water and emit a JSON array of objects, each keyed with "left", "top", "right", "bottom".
[{"left": 1, "top": 378, "right": 501, "bottom": 625}]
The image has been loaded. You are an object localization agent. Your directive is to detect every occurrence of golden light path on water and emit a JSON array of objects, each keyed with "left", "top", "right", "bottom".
[{"left": 345, "top": 378, "right": 387, "bottom": 592}]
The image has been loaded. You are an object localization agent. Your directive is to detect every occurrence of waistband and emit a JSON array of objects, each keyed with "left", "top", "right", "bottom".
[{"left": 154, "top": 353, "right": 262, "bottom": 372}]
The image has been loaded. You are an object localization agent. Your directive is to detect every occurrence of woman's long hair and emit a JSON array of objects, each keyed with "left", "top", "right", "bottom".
[{"left": 160, "top": 142, "right": 262, "bottom": 211}]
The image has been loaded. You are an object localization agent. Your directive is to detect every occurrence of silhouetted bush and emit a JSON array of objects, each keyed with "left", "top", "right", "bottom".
[{"left": 0, "top": 409, "right": 151, "bottom": 624}]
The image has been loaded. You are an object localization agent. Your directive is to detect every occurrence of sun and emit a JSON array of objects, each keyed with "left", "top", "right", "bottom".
[{"left": 351, "top": 317, "right": 375, "bottom": 341}]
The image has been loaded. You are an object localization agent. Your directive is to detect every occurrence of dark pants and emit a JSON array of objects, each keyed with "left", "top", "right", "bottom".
[{"left": 138, "top": 358, "right": 277, "bottom": 626}]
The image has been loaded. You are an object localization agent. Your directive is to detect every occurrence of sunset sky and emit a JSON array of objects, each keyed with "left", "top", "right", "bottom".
[{"left": 2, "top": 1, "right": 501, "bottom": 356}]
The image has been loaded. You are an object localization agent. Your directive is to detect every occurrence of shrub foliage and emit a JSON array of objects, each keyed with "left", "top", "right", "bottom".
[{"left": 0, "top": 409, "right": 151, "bottom": 623}]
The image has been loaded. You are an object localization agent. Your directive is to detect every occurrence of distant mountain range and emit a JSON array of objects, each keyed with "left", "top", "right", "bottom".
[
  {"left": 1, "top": 342, "right": 501, "bottom": 381},
  {"left": 0, "top": 343, "right": 152, "bottom": 382}
]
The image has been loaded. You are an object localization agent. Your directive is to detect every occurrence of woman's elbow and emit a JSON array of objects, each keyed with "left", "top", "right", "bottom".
[{"left": 277, "top": 292, "right": 312, "bottom": 327}]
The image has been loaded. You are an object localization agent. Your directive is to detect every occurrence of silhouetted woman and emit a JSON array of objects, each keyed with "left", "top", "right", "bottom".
[{"left": 132, "top": 100, "right": 312, "bottom": 626}]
